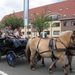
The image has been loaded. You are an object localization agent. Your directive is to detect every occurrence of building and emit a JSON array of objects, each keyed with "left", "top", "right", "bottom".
[{"left": 1, "top": 0, "right": 75, "bottom": 37}]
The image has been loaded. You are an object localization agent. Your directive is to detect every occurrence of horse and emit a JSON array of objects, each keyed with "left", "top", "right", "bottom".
[{"left": 26, "top": 30, "right": 75, "bottom": 75}]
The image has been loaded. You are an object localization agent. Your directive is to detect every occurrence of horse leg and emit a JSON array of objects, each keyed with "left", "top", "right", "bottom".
[
  {"left": 41, "top": 57, "right": 45, "bottom": 66},
  {"left": 59, "top": 56, "right": 68, "bottom": 75},
  {"left": 30, "top": 55, "right": 36, "bottom": 71},
  {"left": 67, "top": 56, "right": 74, "bottom": 73},
  {"left": 51, "top": 57, "right": 57, "bottom": 68},
  {"left": 48, "top": 59, "right": 58, "bottom": 74}
]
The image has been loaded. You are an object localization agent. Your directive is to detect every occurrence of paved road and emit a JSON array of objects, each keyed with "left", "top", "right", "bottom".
[{"left": 0, "top": 56, "right": 75, "bottom": 75}]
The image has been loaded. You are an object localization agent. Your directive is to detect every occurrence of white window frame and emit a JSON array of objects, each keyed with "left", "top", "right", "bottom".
[{"left": 53, "top": 31, "right": 60, "bottom": 35}]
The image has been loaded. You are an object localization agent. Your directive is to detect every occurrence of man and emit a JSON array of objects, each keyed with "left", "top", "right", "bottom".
[
  {"left": 0, "top": 31, "right": 5, "bottom": 43},
  {"left": 5, "top": 24, "right": 21, "bottom": 48},
  {"left": 14, "top": 27, "right": 28, "bottom": 43},
  {"left": 14, "top": 27, "right": 24, "bottom": 38}
]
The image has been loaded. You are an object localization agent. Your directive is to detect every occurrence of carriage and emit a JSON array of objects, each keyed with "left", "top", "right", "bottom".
[{"left": 0, "top": 38, "right": 28, "bottom": 67}]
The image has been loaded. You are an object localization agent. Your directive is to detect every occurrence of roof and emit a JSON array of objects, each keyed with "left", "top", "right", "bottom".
[{"left": 1, "top": 0, "right": 75, "bottom": 21}]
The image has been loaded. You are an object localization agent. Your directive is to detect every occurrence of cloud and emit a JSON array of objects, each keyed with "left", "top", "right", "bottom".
[
  {"left": 30, "top": 0, "right": 64, "bottom": 8},
  {"left": 0, "top": 0, "right": 64, "bottom": 21},
  {"left": 0, "top": 0, "right": 23, "bottom": 21}
]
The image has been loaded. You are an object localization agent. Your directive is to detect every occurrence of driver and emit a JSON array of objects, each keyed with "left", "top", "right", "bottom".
[{"left": 5, "top": 24, "right": 21, "bottom": 48}]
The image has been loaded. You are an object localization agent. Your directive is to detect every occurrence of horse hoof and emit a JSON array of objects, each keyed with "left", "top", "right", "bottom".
[
  {"left": 49, "top": 70, "right": 53, "bottom": 74},
  {"left": 70, "top": 69, "right": 74, "bottom": 73},
  {"left": 48, "top": 68, "right": 53, "bottom": 74},
  {"left": 65, "top": 64, "right": 68, "bottom": 67},
  {"left": 65, "top": 73, "right": 68, "bottom": 75},
  {"left": 42, "top": 64, "right": 45, "bottom": 66},
  {"left": 31, "top": 68, "right": 36, "bottom": 71}
]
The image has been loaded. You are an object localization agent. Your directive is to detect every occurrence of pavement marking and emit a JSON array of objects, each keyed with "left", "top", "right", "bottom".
[{"left": 0, "top": 70, "right": 8, "bottom": 75}]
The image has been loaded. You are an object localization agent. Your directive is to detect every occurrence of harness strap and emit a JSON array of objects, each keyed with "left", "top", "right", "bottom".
[
  {"left": 54, "top": 37, "right": 68, "bottom": 51},
  {"left": 39, "top": 50, "right": 50, "bottom": 54},
  {"left": 58, "top": 38, "right": 67, "bottom": 49},
  {"left": 36, "top": 38, "right": 51, "bottom": 55},
  {"left": 36, "top": 38, "right": 57, "bottom": 59},
  {"left": 36, "top": 38, "right": 41, "bottom": 52}
]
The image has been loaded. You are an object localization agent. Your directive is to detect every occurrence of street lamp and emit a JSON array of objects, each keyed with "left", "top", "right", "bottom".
[{"left": 24, "top": 0, "right": 29, "bottom": 37}]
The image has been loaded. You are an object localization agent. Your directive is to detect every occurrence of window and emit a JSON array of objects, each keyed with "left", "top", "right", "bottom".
[
  {"left": 28, "top": 19, "right": 31, "bottom": 24},
  {"left": 45, "top": 31, "right": 50, "bottom": 35},
  {"left": 22, "top": 32, "right": 24, "bottom": 35},
  {"left": 52, "top": 15, "right": 60, "bottom": 20},
  {"left": 22, "top": 16, "right": 23, "bottom": 18},
  {"left": 74, "top": 13, "right": 75, "bottom": 16},
  {"left": 48, "top": 10, "right": 52, "bottom": 13},
  {"left": 47, "top": 15, "right": 52, "bottom": 20},
  {"left": 27, "top": 25, "right": 31, "bottom": 29},
  {"left": 63, "top": 22, "right": 68, "bottom": 26},
  {"left": 27, "top": 31, "right": 31, "bottom": 35},
  {"left": 34, "top": 18, "right": 35, "bottom": 20},
  {"left": 66, "top": 7, "right": 69, "bottom": 10},
  {"left": 53, "top": 23, "right": 60, "bottom": 27},
  {"left": 63, "top": 14, "right": 67, "bottom": 17},
  {"left": 59, "top": 8, "right": 62, "bottom": 11},
  {"left": 43, "top": 12, "right": 46, "bottom": 13},
  {"left": 71, "top": 21, "right": 75, "bottom": 26},
  {"left": 37, "top": 13, "right": 39, "bottom": 15},
  {"left": 32, "top": 25, "right": 35, "bottom": 28},
  {"left": 53, "top": 31, "right": 60, "bottom": 35},
  {"left": 34, "top": 32, "right": 37, "bottom": 37},
  {"left": 31, "top": 14, "right": 33, "bottom": 16},
  {"left": 46, "top": 15, "right": 60, "bottom": 20}
]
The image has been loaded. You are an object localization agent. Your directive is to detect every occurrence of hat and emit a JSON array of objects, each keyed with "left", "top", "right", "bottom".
[{"left": 8, "top": 24, "right": 12, "bottom": 26}]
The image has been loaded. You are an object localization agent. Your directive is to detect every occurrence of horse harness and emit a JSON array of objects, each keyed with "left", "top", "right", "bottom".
[
  {"left": 35, "top": 37, "right": 67, "bottom": 60},
  {"left": 36, "top": 32, "right": 75, "bottom": 58}
]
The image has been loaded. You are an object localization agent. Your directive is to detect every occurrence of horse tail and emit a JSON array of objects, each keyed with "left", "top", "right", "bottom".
[{"left": 25, "top": 41, "right": 31, "bottom": 62}]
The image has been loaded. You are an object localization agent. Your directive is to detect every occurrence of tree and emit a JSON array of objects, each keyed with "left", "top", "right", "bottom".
[
  {"left": 0, "top": 24, "right": 5, "bottom": 30},
  {"left": 2, "top": 13, "right": 24, "bottom": 29},
  {"left": 32, "top": 8, "right": 51, "bottom": 35}
]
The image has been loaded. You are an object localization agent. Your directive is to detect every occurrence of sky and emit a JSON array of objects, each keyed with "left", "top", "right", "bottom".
[{"left": 0, "top": 0, "right": 64, "bottom": 21}]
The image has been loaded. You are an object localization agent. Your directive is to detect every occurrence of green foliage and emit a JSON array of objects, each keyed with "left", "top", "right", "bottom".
[
  {"left": 0, "top": 24, "right": 5, "bottom": 30},
  {"left": 32, "top": 8, "right": 51, "bottom": 34},
  {"left": 2, "top": 14, "right": 24, "bottom": 29}
]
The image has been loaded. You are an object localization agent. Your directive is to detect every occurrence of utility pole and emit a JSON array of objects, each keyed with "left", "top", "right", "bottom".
[{"left": 24, "top": 0, "right": 29, "bottom": 37}]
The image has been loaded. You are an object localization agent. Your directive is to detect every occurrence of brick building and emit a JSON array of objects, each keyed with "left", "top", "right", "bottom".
[{"left": 1, "top": 0, "right": 75, "bottom": 37}]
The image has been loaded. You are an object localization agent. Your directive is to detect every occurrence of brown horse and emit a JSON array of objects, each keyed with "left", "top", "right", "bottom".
[{"left": 26, "top": 30, "right": 75, "bottom": 75}]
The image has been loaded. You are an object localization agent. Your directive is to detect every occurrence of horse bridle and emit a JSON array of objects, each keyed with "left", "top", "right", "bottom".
[{"left": 55, "top": 31, "right": 75, "bottom": 51}]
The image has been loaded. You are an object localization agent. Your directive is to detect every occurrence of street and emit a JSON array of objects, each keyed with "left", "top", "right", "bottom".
[{"left": 0, "top": 56, "right": 75, "bottom": 75}]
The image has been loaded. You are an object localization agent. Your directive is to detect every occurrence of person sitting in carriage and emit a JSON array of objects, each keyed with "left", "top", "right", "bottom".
[
  {"left": 14, "top": 27, "right": 28, "bottom": 44},
  {"left": 5, "top": 24, "right": 21, "bottom": 48},
  {"left": 0, "top": 31, "right": 5, "bottom": 43}
]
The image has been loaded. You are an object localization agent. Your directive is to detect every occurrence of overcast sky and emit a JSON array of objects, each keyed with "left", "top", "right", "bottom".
[{"left": 0, "top": 0, "right": 64, "bottom": 21}]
